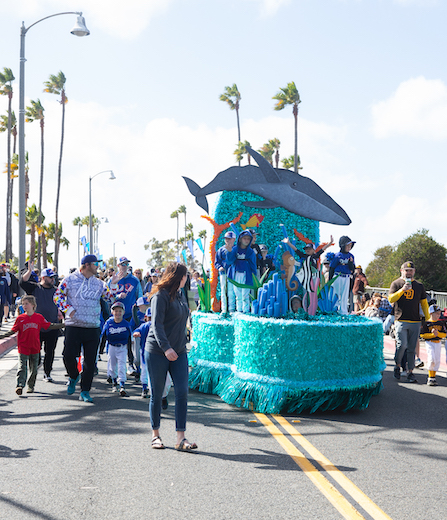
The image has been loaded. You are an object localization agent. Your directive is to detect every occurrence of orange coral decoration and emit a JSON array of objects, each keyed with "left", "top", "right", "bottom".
[{"left": 201, "top": 211, "right": 243, "bottom": 312}]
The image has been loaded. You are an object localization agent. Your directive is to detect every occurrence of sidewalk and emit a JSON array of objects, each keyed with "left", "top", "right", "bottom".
[
  {"left": 0, "top": 318, "right": 17, "bottom": 356},
  {"left": 383, "top": 334, "right": 447, "bottom": 371}
]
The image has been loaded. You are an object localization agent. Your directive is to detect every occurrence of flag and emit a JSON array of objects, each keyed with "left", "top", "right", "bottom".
[
  {"left": 181, "top": 249, "right": 188, "bottom": 264},
  {"left": 196, "top": 238, "right": 204, "bottom": 254},
  {"left": 186, "top": 239, "right": 195, "bottom": 259}
]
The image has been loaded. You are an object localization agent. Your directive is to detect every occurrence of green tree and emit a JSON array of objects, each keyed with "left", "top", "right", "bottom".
[
  {"left": 144, "top": 238, "right": 176, "bottom": 267},
  {"left": 258, "top": 142, "right": 274, "bottom": 165},
  {"left": 269, "top": 138, "right": 281, "bottom": 168},
  {"left": 44, "top": 71, "right": 67, "bottom": 270},
  {"left": 273, "top": 81, "right": 301, "bottom": 173},
  {"left": 281, "top": 154, "right": 301, "bottom": 170},
  {"left": 47, "top": 222, "right": 70, "bottom": 267},
  {"left": 385, "top": 229, "right": 447, "bottom": 291},
  {"left": 1, "top": 112, "right": 17, "bottom": 260},
  {"left": 171, "top": 210, "right": 179, "bottom": 256},
  {"left": 0, "top": 68, "right": 15, "bottom": 261},
  {"left": 198, "top": 229, "right": 207, "bottom": 266},
  {"left": 234, "top": 140, "right": 251, "bottom": 165},
  {"left": 365, "top": 245, "right": 393, "bottom": 288},
  {"left": 26, "top": 99, "right": 46, "bottom": 270},
  {"left": 220, "top": 84, "right": 241, "bottom": 164},
  {"left": 178, "top": 205, "right": 187, "bottom": 249},
  {"left": 72, "top": 216, "right": 82, "bottom": 265},
  {"left": 25, "top": 203, "right": 43, "bottom": 263}
]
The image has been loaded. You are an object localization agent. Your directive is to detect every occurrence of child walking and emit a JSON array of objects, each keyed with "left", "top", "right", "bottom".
[
  {"left": 10, "top": 295, "right": 63, "bottom": 395},
  {"left": 100, "top": 301, "right": 132, "bottom": 396},
  {"left": 420, "top": 304, "right": 447, "bottom": 386}
]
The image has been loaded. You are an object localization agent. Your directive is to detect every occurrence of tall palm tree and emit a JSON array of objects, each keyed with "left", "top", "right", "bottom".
[
  {"left": 220, "top": 84, "right": 242, "bottom": 165},
  {"left": 198, "top": 229, "right": 207, "bottom": 266},
  {"left": 47, "top": 222, "right": 70, "bottom": 266},
  {"left": 0, "top": 68, "right": 15, "bottom": 261},
  {"left": 44, "top": 71, "right": 67, "bottom": 270},
  {"left": 269, "top": 138, "right": 281, "bottom": 168},
  {"left": 170, "top": 210, "right": 179, "bottom": 256},
  {"left": 40, "top": 223, "right": 49, "bottom": 268},
  {"left": 281, "top": 154, "right": 301, "bottom": 170},
  {"left": 233, "top": 140, "right": 252, "bottom": 165},
  {"left": 72, "top": 216, "right": 82, "bottom": 265},
  {"left": 178, "top": 205, "right": 187, "bottom": 249},
  {"left": 1, "top": 112, "right": 17, "bottom": 261},
  {"left": 26, "top": 99, "right": 45, "bottom": 270},
  {"left": 25, "top": 203, "right": 43, "bottom": 263},
  {"left": 273, "top": 82, "right": 301, "bottom": 173}
]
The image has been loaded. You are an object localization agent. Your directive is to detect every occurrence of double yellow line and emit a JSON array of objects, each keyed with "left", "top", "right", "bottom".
[{"left": 255, "top": 413, "right": 392, "bottom": 520}]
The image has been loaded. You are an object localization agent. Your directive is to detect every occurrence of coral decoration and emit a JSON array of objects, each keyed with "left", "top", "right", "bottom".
[
  {"left": 302, "top": 277, "right": 319, "bottom": 316},
  {"left": 201, "top": 211, "right": 243, "bottom": 312},
  {"left": 281, "top": 251, "right": 299, "bottom": 291}
]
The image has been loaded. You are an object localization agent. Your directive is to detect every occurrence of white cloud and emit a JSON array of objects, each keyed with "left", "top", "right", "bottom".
[
  {"left": 244, "top": 0, "right": 291, "bottom": 17},
  {"left": 0, "top": 0, "right": 173, "bottom": 39},
  {"left": 371, "top": 76, "right": 447, "bottom": 140}
]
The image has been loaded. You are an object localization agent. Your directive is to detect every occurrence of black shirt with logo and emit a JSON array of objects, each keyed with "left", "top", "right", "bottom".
[{"left": 389, "top": 278, "right": 427, "bottom": 322}]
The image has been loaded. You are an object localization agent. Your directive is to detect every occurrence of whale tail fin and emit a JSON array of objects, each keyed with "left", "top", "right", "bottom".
[{"left": 183, "top": 177, "right": 209, "bottom": 213}]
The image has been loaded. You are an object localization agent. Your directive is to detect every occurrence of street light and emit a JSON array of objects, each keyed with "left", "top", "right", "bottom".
[
  {"left": 18, "top": 11, "right": 90, "bottom": 271},
  {"left": 89, "top": 170, "right": 115, "bottom": 253}
]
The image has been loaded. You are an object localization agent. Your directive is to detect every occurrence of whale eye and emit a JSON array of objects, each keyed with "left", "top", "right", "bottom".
[{"left": 292, "top": 182, "right": 297, "bottom": 187}]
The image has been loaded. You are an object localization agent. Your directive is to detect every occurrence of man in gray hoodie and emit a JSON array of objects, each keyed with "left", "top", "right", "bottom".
[{"left": 54, "top": 255, "right": 122, "bottom": 402}]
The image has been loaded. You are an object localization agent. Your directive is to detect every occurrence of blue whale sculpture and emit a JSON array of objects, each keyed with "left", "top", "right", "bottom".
[{"left": 183, "top": 146, "right": 351, "bottom": 225}]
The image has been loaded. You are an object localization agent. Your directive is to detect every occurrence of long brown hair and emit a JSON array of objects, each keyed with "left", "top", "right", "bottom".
[{"left": 149, "top": 262, "right": 187, "bottom": 301}]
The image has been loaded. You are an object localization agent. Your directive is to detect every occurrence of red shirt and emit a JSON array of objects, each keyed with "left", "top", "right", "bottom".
[{"left": 11, "top": 313, "right": 51, "bottom": 355}]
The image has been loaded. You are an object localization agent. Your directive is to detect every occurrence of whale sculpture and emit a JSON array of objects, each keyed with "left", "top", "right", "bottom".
[{"left": 183, "top": 146, "right": 351, "bottom": 225}]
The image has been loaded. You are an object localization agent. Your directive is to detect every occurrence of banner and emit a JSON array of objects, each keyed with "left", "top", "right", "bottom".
[
  {"left": 196, "top": 237, "right": 204, "bottom": 254},
  {"left": 181, "top": 249, "right": 188, "bottom": 264},
  {"left": 186, "top": 239, "right": 195, "bottom": 259}
]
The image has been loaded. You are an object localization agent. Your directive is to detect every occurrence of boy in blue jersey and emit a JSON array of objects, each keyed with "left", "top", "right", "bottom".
[
  {"left": 215, "top": 231, "right": 236, "bottom": 313},
  {"left": 329, "top": 236, "right": 356, "bottom": 315},
  {"left": 100, "top": 301, "right": 132, "bottom": 396},
  {"left": 226, "top": 229, "right": 257, "bottom": 313},
  {"left": 133, "top": 308, "right": 171, "bottom": 406}
]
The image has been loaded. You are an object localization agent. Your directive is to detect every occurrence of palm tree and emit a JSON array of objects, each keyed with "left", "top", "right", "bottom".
[
  {"left": 198, "top": 229, "right": 207, "bottom": 266},
  {"left": 234, "top": 140, "right": 252, "bottom": 165},
  {"left": 47, "top": 222, "right": 70, "bottom": 265},
  {"left": 273, "top": 82, "right": 301, "bottom": 173},
  {"left": 26, "top": 99, "right": 45, "bottom": 270},
  {"left": 40, "top": 224, "right": 49, "bottom": 268},
  {"left": 170, "top": 210, "right": 179, "bottom": 256},
  {"left": 258, "top": 142, "right": 275, "bottom": 166},
  {"left": 72, "top": 216, "right": 82, "bottom": 265},
  {"left": 178, "top": 205, "right": 187, "bottom": 249},
  {"left": 25, "top": 203, "right": 43, "bottom": 263},
  {"left": 44, "top": 71, "right": 67, "bottom": 270},
  {"left": 220, "top": 84, "right": 242, "bottom": 165},
  {"left": 282, "top": 154, "right": 301, "bottom": 170},
  {"left": 1, "top": 112, "right": 17, "bottom": 258},
  {"left": 269, "top": 138, "right": 281, "bottom": 168},
  {"left": 0, "top": 68, "right": 15, "bottom": 261}
]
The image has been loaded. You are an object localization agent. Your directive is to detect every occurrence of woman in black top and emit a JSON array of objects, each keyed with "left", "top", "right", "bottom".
[{"left": 145, "top": 262, "right": 197, "bottom": 451}]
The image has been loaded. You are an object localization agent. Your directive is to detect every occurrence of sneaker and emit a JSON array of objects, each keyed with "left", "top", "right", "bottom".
[
  {"left": 162, "top": 397, "right": 168, "bottom": 410},
  {"left": 401, "top": 370, "right": 408, "bottom": 378},
  {"left": 106, "top": 376, "right": 113, "bottom": 384},
  {"left": 67, "top": 375, "right": 80, "bottom": 395},
  {"left": 393, "top": 366, "right": 400, "bottom": 380},
  {"left": 141, "top": 388, "right": 149, "bottom": 398},
  {"left": 26, "top": 387, "right": 34, "bottom": 393},
  {"left": 79, "top": 391, "right": 93, "bottom": 403},
  {"left": 427, "top": 378, "right": 438, "bottom": 386},
  {"left": 15, "top": 387, "right": 23, "bottom": 395},
  {"left": 406, "top": 373, "right": 418, "bottom": 383},
  {"left": 112, "top": 384, "right": 118, "bottom": 393},
  {"left": 415, "top": 358, "right": 424, "bottom": 369},
  {"left": 119, "top": 387, "right": 128, "bottom": 397},
  {"left": 43, "top": 374, "right": 53, "bottom": 383}
]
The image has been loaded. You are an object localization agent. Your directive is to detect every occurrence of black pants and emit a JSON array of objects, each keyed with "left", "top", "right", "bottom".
[
  {"left": 40, "top": 329, "right": 60, "bottom": 376},
  {"left": 63, "top": 326, "right": 101, "bottom": 392}
]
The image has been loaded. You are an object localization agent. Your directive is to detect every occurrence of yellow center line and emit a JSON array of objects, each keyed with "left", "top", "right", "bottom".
[
  {"left": 272, "top": 414, "right": 393, "bottom": 520},
  {"left": 254, "top": 412, "right": 366, "bottom": 520}
]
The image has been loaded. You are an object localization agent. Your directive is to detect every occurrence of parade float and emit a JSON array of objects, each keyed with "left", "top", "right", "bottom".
[{"left": 184, "top": 147, "right": 385, "bottom": 414}]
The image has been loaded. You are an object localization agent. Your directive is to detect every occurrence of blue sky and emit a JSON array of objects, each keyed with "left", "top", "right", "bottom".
[{"left": 1, "top": 0, "right": 447, "bottom": 276}]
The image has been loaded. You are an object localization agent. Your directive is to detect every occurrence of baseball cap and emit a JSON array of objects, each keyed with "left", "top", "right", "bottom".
[
  {"left": 429, "top": 304, "right": 441, "bottom": 314},
  {"left": 137, "top": 296, "right": 149, "bottom": 306},
  {"left": 401, "top": 261, "right": 415, "bottom": 270},
  {"left": 111, "top": 301, "right": 125, "bottom": 310},
  {"left": 259, "top": 244, "right": 268, "bottom": 251},
  {"left": 118, "top": 256, "right": 130, "bottom": 265},
  {"left": 224, "top": 231, "right": 236, "bottom": 239},
  {"left": 304, "top": 243, "right": 315, "bottom": 249},
  {"left": 41, "top": 268, "right": 56, "bottom": 278},
  {"left": 145, "top": 307, "right": 152, "bottom": 317},
  {"left": 81, "top": 254, "right": 98, "bottom": 265}
]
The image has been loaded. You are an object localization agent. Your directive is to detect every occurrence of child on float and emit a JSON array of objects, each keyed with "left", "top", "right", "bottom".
[
  {"left": 290, "top": 295, "right": 303, "bottom": 313},
  {"left": 215, "top": 231, "right": 236, "bottom": 313},
  {"left": 226, "top": 229, "right": 257, "bottom": 313},
  {"left": 133, "top": 308, "right": 172, "bottom": 406},
  {"left": 329, "top": 236, "right": 355, "bottom": 315},
  {"left": 6, "top": 295, "right": 64, "bottom": 395},
  {"left": 283, "top": 235, "right": 333, "bottom": 270},
  {"left": 100, "top": 301, "right": 132, "bottom": 397},
  {"left": 420, "top": 304, "right": 446, "bottom": 386}
]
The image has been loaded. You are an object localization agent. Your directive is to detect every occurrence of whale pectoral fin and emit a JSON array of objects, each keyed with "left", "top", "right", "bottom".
[{"left": 243, "top": 199, "right": 279, "bottom": 209}]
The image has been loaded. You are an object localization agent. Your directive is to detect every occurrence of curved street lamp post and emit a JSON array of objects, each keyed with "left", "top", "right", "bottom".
[{"left": 89, "top": 171, "right": 115, "bottom": 254}]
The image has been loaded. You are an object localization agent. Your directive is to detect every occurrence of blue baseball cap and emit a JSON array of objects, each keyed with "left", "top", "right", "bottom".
[
  {"left": 145, "top": 307, "right": 152, "bottom": 317},
  {"left": 81, "top": 254, "right": 98, "bottom": 265},
  {"left": 118, "top": 256, "right": 130, "bottom": 265},
  {"left": 224, "top": 231, "right": 236, "bottom": 239},
  {"left": 111, "top": 301, "right": 125, "bottom": 310}
]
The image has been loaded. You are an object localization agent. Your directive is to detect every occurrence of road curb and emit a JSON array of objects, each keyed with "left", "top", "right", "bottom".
[{"left": 0, "top": 334, "right": 17, "bottom": 357}]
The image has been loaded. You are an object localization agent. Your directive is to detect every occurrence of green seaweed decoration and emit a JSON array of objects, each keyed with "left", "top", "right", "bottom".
[
  {"left": 227, "top": 271, "right": 272, "bottom": 301},
  {"left": 197, "top": 266, "right": 212, "bottom": 312}
]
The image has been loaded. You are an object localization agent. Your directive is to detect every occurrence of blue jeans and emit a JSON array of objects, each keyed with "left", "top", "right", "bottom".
[{"left": 145, "top": 351, "right": 189, "bottom": 431}]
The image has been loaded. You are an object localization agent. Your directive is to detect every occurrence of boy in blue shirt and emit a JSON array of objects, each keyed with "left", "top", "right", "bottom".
[
  {"left": 329, "top": 236, "right": 355, "bottom": 315},
  {"left": 100, "top": 301, "right": 132, "bottom": 396}
]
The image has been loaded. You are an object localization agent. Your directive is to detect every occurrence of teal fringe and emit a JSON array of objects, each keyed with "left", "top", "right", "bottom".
[{"left": 188, "top": 360, "right": 232, "bottom": 395}]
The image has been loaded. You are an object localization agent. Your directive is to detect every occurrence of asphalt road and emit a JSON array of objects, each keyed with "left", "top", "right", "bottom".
[{"left": 0, "top": 337, "right": 446, "bottom": 520}]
